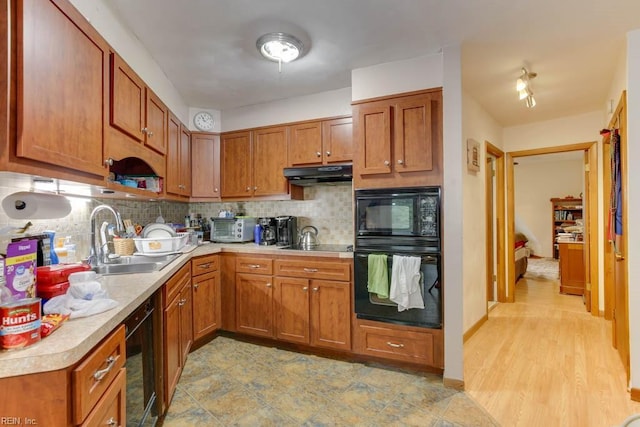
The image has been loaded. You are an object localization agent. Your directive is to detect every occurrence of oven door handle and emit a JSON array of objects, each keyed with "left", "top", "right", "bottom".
[{"left": 355, "top": 253, "right": 438, "bottom": 263}]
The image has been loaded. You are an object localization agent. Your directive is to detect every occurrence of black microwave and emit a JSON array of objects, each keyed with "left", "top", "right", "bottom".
[{"left": 355, "top": 187, "right": 441, "bottom": 241}]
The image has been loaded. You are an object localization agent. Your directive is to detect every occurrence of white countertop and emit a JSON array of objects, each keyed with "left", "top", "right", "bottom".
[{"left": 0, "top": 243, "right": 352, "bottom": 378}]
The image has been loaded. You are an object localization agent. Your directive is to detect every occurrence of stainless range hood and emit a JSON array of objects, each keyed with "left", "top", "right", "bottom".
[{"left": 283, "top": 164, "right": 352, "bottom": 186}]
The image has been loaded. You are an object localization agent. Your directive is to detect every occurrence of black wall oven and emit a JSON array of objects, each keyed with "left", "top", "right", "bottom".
[{"left": 354, "top": 186, "right": 442, "bottom": 329}]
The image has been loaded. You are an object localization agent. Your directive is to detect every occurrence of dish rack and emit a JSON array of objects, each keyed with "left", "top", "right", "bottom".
[{"left": 133, "top": 232, "right": 189, "bottom": 254}]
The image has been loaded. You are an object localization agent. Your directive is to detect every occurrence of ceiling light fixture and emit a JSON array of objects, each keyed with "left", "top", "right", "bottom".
[
  {"left": 516, "top": 67, "right": 537, "bottom": 108},
  {"left": 257, "top": 32, "right": 304, "bottom": 72}
]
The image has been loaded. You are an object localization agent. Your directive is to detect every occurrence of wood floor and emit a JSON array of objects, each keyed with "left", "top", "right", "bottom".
[{"left": 464, "top": 273, "right": 640, "bottom": 427}]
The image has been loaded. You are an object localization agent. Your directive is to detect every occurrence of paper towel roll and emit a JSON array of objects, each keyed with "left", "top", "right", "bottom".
[{"left": 1, "top": 191, "right": 72, "bottom": 219}]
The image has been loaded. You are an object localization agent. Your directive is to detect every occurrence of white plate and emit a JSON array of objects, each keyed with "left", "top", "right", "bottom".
[{"left": 142, "top": 223, "right": 176, "bottom": 238}]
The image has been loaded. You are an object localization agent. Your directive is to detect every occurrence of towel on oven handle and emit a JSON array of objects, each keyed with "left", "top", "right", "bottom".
[
  {"left": 367, "top": 254, "right": 389, "bottom": 299},
  {"left": 390, "top": 255, "right": 424, "bottom": 311}
]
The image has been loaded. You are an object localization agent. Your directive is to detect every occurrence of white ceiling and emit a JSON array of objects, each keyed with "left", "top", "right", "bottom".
[{"left": 107, "top": 0, "right": 640, "bottom": 127}]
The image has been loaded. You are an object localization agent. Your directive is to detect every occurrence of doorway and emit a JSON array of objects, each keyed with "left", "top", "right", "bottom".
[
  {"left": 485, "top": 142, "right": 505, "bottom": 304},
  {"left": 506, "top": 142, "right": 598, "bottom": 309}
]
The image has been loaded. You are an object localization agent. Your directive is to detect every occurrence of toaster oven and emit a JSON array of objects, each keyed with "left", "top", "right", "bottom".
[{"left": 210, "top": 217, "right": 257, "bottom": 243}]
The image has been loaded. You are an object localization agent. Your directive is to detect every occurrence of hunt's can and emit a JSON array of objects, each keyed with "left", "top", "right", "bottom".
[{"left": 0, "top": 298, "right": 41, "bottom": 350}]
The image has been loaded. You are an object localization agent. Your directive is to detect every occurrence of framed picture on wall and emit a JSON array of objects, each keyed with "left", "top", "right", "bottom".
[{"left": 467, "top": 138, "right": 481, "bottom": 172}]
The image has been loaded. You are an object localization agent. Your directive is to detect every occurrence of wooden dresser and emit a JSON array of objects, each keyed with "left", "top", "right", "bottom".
[{"left": 558, "top": 242, "right": 585, "bottom": 295}]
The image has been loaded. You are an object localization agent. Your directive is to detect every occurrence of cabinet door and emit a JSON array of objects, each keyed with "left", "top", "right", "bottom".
[
  {"left": 289, "top": 122, "right": 322, "bottom": 166},
  {"left": 16, "top": 0, "right": 109, "bottom": 177},
  {"left": 110, "top": 53, "right": 145, "bottom": 143},
  {"left": 179, "top": 124, "right": 192, "bottom": 195},
  {"left": 192, "top": 271, "right": 221, "bottom": 340},
  {"left": 253, "top": 126, "right": 289, "bottom": 196},
  {"left": 179, "top": 284, "right": 193, "bottom": 363},
  {"left": 145, "top": 89, "right": 168, "bottom": 155},
  {"left": 274, "top": 277, "right": 310, "bottom": 344},
  {"left": 163, "top": 295, "right": 181, "bottom": 404},
  {"left": 394, "top": 94, "right": 436, "bottom": 173},
  {"left": 166, "top": 113, "right": 182, "bottom": 195},
  {"left": 221, "top": 131, "right": 252, "bottom": 198},
  {"left": 354, "top": 104, "right": 392, "bottom": 175},
  {"left": 236, "top": 273, "right": 274, "bottom": 337},
  {"left": 191, "top": 133, "right": 220, "bottom": 199},
  {"left": 322, "top": 117, "right": 353, "bottom": 164},
  {"left": 310, "top": 280, "right": 351, "bottom": 351}
]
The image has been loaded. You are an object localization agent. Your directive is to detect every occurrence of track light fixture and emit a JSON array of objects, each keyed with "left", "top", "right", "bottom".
[{"left": 516, "top": 67, "right": 537, "bottom": 108}]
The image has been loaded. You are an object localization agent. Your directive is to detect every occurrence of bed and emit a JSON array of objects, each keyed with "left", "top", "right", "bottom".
[{"left": 514, "top": 232, "right": 530, "bottom": 281}]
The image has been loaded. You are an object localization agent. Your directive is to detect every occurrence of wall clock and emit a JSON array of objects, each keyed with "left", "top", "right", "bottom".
[{"left": 193, "top": 111, "right": 215, "bottom": 131}]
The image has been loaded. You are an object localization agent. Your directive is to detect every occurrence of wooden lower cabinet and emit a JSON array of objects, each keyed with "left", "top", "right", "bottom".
[
  {"left": 192, "top": 255, "right": 221, "bottom": 339},
  {"left": 0, "top": 326, "right": 126, "bottom": 426},
  {"left": 236, "top": 272, "right": 275, "bottom": 338},
  {"left": 163, "top": 263, "right": 193, "bottom": 405},
  {"left": 353, "top": 318, "right": 443, "bottom": 369},
  {"left": 559, "top": 242, "right": 585, "bottom": 295}
]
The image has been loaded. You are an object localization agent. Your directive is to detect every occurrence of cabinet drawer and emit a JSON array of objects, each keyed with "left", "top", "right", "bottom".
[
  {"left": 192, "top": 254, "right": 219, "bottom": 276},
  {"left": 73, "top": 325, "right": 126, "bottom": 424},
  {"left": 80, "top": 368, "right": 126, "bottom": 427},
  {"left": 236, "top": 256, "right": 273, "bottom": 274},
  {"left": 274, "top": 258, "right": 351, "bottom": 281},
  {"left": 354, "top": 321, "right": 443, "bottom": 367},
  {"left": 165, "top": 263, "right": 191, "bottom": 304}
]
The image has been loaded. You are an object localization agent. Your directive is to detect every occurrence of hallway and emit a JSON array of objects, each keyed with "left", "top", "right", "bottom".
[{"left": 464, "top": 272, "right": 640, "bottom": 426}]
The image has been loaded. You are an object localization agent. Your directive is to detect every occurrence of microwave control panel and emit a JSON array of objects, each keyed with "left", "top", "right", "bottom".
[{"left": 419, "top": 195, "right": 439, "bottom": 237}]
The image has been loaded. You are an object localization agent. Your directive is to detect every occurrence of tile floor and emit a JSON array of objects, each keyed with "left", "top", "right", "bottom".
[{"left": 162, "top": 336, "right": 498, "bottom": 426}]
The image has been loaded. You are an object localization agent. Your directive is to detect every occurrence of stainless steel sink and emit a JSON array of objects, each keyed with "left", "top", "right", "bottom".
[{"left": 92, "top": 253, "right": 181, "bottom": 275}]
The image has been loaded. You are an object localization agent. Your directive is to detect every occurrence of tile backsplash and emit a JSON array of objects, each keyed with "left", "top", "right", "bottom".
[{"left": 0, "top": 184, "right": 354, "bottom": 259}]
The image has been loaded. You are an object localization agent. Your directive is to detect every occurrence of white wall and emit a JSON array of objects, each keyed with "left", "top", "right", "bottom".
[
  {"left": 514, "top": 159, "right": 584, "bottom": 257},
  {"left": 626, "top": 28, "right": 640, "bottom": 395},
  {"left": 69, "top": 0, "right": 189, "bottom": 123},
  {"left": 503, "top": 111, "right": 602, "bottom": 151},
  {"left": 461, "top": 92, "right": 503, "bottom": 332},
  {"left": 220, "top": 87, "right": 352, "bottom": 132},
  {"left": 351, "top": 53, "right": 443, "bottom": 101}
]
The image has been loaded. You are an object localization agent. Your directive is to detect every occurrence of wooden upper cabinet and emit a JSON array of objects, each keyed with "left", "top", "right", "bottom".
[
  {"left": 166, "top": 113, "right": 190, "bottom": 197},
  {"left": 354, "top": 89, "right": 443, "bottom": 189},
  {"left": 144, "top": 90, "right": 168, "bottom": 155},
  {"left": 355, "top": 104, "right": 393, "bottom": 175},
  {"left": 288, "top": 117, "right": 353, "bottom": 167},
  {"left": 322, "top": 117, "right": 353, "bottom": 164},
  {"left": 253, "top": 126, "right": 289, "bottom": 196},
  {"left": 289, "top": 121, "right": 323, "bottom": 166},
  {"left": 191, "top": 132, "right": 221, "bottom": 200},
  {"left": 15, "top": 0, "right": 109, "bottom": 177},
  {"left": 220, "top": 131, "right": 252, "bottom": 198},
  {"left": 110, "top": 53, "right": 145, "bottom": 143}
]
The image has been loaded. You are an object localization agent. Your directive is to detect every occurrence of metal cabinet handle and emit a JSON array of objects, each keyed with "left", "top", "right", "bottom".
[
  {"left": 93, "top": 356, "right": 116, "bottom": 382},
  {"left": 397, "top": 159, "right": 404, "bottom": 165},
  {"left": 106, "top": 417, "right": 117, "bottom": 426},
  {"left": 148, "top": 131, "right": 154, "bottom": 137},
  {"left": 248, "top": 264, "right": 261, "bottom": 269},
  {"left": 615, "top": 253, "right": 625, "bottom": 261},
  {"left": 178, "top": 298, "right": 186, "bottom": 306},
  {"left": 312, "top": 287, "right": 319, "bottom": 292},
  {"left": 384, "top": 160, "right": 390, "bottom": 166},
  {"left": 303, "top": 268, "right": 318, "bottom": 273},
  {"left": 266, "top": 283, "right": 272, "bottom": 288},
  {"left": 316, "top": 151, "right": 321, "bottom": 157},
  {"left": 141, "top": 127, "right": 148, "bottom": 134},
  {"left": 326, "top": 151, "right": 331, "bottom": 157},
  {"left": 104, "top": 158, "right": 114, "bottom": 166},
  {"left": 386, "top": 342, "right": 405, "bottom": 349},
  {"left": 302, "top": 286, "right": 308, "bottom": 291},
  {"left": 246, "top": 186, "right": 251, "bottom": 191},
  {"left": 194, "top": 284, "right": 199, "bottom": 289},
  {"left": 214, "top": 187, "right": 219, "bottom": 192},
  {"left": 199, "top": 263, "right": 211, "bottom": 269}
]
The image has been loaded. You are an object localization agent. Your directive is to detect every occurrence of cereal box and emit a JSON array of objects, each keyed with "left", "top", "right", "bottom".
[{"left": 4, "top": 240, "right": 37, "bottom": 300}]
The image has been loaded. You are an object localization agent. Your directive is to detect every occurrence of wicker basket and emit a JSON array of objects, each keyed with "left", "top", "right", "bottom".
[{"left": 113, "top": 238, "right": 135, "bottom": 256}]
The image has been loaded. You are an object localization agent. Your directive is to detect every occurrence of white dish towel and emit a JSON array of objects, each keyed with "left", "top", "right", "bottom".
[{"left": 390, "top": 255, "right": 424, "bottom": 312}]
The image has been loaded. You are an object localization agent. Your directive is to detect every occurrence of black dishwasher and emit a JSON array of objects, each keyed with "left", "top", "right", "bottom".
[{"left": 124, "top": 294, "right": 161, "bottom": 426}]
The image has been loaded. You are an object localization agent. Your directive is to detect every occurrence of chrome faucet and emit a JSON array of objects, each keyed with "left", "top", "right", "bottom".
[{"left": 88, "top": 204, "right": 125, "bottom": 266}]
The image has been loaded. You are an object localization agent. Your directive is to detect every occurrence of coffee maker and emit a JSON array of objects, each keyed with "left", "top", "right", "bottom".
[
  {"left": 275, "top": 216, "right": 297, "bottom": 247},
  {"left": 258, "top": 217, "right": 276, "bottom": 245}
]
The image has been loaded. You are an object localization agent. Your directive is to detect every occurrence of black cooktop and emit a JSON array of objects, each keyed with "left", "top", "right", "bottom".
[{"left": 283, "top": 244, "right": 353, "bottom": 252}]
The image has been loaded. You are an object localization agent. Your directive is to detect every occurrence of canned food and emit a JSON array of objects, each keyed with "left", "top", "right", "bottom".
[{"left": 0, "top": 298, "right": 41, "bottom": 350}]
